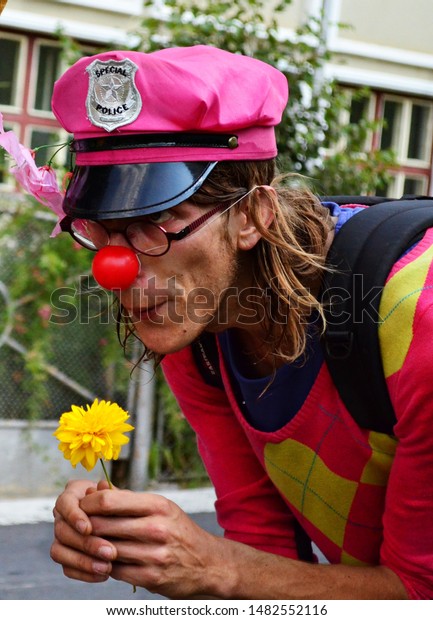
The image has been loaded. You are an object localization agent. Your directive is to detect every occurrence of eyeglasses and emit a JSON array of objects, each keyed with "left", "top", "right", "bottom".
[{"left": 60, "top": 188, "right": 257, "bottom": 257}]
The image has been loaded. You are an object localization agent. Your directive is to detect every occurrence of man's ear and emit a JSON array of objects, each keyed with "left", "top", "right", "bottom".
[{"left": 236, "top": 185, "right": 276, "bottom": 251}]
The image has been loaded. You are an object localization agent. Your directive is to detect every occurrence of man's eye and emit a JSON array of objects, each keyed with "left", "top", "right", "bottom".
[{"left": 148, "top": 210, "right": 171, "bottom": 225}]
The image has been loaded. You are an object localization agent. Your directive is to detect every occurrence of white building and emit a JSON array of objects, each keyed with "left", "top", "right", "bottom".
[{"left": 1, "top": 0, "right": 432, "bottom": 195}]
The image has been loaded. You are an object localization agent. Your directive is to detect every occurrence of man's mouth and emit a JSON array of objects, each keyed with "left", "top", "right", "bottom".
[{"left": 130, "top": 301, "right": 168, "bottom": 323}]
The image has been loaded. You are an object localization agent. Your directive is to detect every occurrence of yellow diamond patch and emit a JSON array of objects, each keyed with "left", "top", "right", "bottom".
[
  {"left": 379, "top": 243, "right": 433, "bottom": 378},
  {"left": 264, "top": 439, "right": 358, "bottom": 548},
  {"left": 361, "top": 431, "right": 397, "bottom": 486}
]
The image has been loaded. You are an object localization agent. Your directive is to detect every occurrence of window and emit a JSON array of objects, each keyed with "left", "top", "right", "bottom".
[
  {"left": 378, "top": 96, "right": 433, "bottom": 196},
  {"left": 349, "top": 94, "right": 371, "bottom": 126},
  {"left": 381, "top": 175, "right": 428, "bottom": 199},
  {"left": 403, "top": 176, "right": 428, "bottom": 195},
  {"left": 342, "top": 90, "right": 433, "bottom": 197},
  {"left": 0, "top": 122, "right": 18, "bottom": 188},
  {"left": 0, "top": 142, "right": 10, "bottom": 186},
  {"left": 379, "top": 97, "right": 433, "bottom": 164},
  {"left": 0, "top": 36, "right": 67, "bottom": 190},
  {"left": 380, "top": 100, "right": 402, "bottom": 151},
  {"left": 31, "top": 43, "right": 63, "bottom": 113},
  {"left": 408, "top": 103, "right": 431, "bottom": 161},
  {"left": 0, "top": 37, "right": 21, "bottom": 107},
  {"left": 29, "top": 128, "right": 64, "bottom": 168},
  {"left": 334, "top": 90, "right": 377, "bottom": 154}
]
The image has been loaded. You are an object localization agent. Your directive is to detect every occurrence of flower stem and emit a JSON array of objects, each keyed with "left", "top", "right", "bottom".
[{"left": 100, "top": 459, "right": 113, "bottom": 489}]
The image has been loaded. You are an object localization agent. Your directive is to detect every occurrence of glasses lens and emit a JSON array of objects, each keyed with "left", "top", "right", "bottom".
[
  {"left": 71, "top": 219, "right": 109, "bottom": 251},
  {"left": 126, "top": 222, "right": 169, "bottom": 256}
]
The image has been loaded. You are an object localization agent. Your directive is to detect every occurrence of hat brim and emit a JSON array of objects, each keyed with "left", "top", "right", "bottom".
[{"left": 63, "top": 161, "right": 217, "bottom": 220}]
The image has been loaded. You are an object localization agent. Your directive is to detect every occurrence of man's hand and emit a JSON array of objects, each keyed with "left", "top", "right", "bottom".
[
  {"left": 51, "top": 480, "right": 408, "bottom": 599},
  {"left": 50, "top": 479, "right": 228, "bottom": 597},
  {"left": 51, "top": 479, "right": 117, "bottom": 583},
  {"left": 78, "top": 487, "right": 226, "bottom": 598}
]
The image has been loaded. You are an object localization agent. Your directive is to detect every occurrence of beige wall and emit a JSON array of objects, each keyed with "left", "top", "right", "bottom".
[
  {"left": 338, "top": 0, "right": 433, "bottom": 56},
  {"left": 3, "top": 0, "right": 433, "bottom": 95},
  {"left": 321, "top": 0, "right": 433, "bottom": 96},
  {"left": 259, "top": 0, "right": 433, "bottom": 95},
  {"left": 2, "top": 0, "right": 142, "bottom": 44},
  {"left": 263, "top": 0, "right": 314, "bottom": 29}
]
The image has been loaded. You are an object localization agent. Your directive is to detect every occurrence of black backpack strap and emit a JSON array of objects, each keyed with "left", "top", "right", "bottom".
[
  {"left": 322, "top": 198, "right": 433, "bottom": 433},
  {"left": 293, "top": 519, "right": 314, "bottom": 562},
  {"left": 192, "top": 197, "right": 433, "bottom": 433}
]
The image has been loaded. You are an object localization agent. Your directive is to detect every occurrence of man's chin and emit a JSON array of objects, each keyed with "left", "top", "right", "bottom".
[{"left": 134, "top": 321, "right": 208, "bottom": 356}]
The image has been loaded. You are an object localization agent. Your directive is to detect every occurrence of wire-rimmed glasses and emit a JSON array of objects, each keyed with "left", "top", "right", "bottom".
[{"left": 60, "top": 187, "right": 257, "bottom": 257}]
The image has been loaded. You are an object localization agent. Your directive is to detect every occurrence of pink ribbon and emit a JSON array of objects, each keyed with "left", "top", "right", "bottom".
[{"left": 0, "top": 112, "right": 66, "bottom": 236}]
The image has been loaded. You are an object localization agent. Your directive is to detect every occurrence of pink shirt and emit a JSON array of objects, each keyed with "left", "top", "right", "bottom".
[{"left": 162, "top": 228, "right": 433, "bottom": 599}]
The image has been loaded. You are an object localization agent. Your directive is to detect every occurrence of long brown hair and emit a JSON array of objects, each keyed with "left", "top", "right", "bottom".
[{"left": 118, "top": 159, "right": 334, "bottom": 366}]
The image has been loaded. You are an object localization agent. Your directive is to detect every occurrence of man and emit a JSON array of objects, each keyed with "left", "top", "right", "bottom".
[{"left": 49, "top": 46, "right": 432, "bottom": 599}]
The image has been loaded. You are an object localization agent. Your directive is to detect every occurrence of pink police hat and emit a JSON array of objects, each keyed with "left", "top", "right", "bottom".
[{"left": 52, "top": 45, "right": 288, "bottom": 220}]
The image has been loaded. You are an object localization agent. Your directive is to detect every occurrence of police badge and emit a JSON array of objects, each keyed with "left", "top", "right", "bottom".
[{"left": 85, "top": 58, "right": 142, "bottom": 132}]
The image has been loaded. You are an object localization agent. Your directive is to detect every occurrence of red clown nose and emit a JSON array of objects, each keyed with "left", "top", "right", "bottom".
[{"left": 92, "top": 246, "right": 140, "bottom": 290}]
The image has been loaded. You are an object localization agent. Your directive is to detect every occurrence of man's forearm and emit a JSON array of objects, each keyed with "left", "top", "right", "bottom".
[{"left": 210, "top": 536, "right": 408, "bottom": 600}]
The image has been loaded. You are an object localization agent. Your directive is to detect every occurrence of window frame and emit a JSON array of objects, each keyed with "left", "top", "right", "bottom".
[
  {"left": 379, "top": 94, "right": 433, "bottom": 167},
  {"left": 336, "top": 87, "right": 433, "bottom": 198},
  {"left": 345, "top": 89, "right": 377, "bottom": 152},
  {"left": 0, "top": 121, "right": 21, "bottom": 190},
  {"left": 27, "top": 38, "right": 65, "bottom": 119},
  {"left": 0, "top": 33, "right": 28, "bottom": 112},
  {"left": 386, "top": 172, "right": 429, "bottom": 198},
  {"left": 24, "top": 124, "right": 70, "bottom": 169}
]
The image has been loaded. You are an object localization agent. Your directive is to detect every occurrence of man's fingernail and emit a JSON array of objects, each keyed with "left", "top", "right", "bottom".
[
  {"left": 93, "top": 561, "right": 110, "bottom": 575},
  {"left": 76, "top": 519, "right": 88, "bottom": 534},
  {"left": 98, "top": 546, "right": 114, "bottom": 560}
]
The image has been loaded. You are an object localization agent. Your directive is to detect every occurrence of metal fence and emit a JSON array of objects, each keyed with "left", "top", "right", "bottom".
[{"left": 0, "top": 194, "right": 208, "bottom": 488}]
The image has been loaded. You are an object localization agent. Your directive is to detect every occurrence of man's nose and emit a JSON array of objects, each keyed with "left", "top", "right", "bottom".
[
  {"left": 109, "top": 230, "right": 133, "bottom": 248},
  {"left": 92, "top": 245, "right": 140, "bottom": 291}
]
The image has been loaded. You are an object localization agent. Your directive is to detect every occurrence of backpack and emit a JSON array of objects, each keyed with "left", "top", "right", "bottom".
[{"left": 191, "top": 195, "right": 433, "bottom": 434}]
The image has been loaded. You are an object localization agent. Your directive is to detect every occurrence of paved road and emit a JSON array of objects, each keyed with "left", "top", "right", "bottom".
[
  {"left": 0, "top": 488, "right": 326, "bottom": 600},
  {"left": 0, "top": 513, "right": 222, "bottom": 600},
  {"left": 0, "top": 488, "right": 220, "bottom": 600}
]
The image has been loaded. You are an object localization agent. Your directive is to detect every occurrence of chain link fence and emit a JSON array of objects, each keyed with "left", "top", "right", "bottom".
[
  {"left": 0, "top": 195, "right": 129, "bottom": 420},
  {"left": 0, "top": 193, "right": 208, "bottom": 492}
]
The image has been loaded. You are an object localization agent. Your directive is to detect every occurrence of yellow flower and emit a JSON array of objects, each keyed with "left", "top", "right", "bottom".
[{"left": 53, "top": 399, "right": 134, "bottom": 473}]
